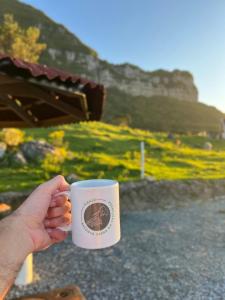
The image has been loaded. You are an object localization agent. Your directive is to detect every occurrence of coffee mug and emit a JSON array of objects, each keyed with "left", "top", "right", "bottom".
[{"left": 56, "top": 179, "right": 120, "bottom": 249}]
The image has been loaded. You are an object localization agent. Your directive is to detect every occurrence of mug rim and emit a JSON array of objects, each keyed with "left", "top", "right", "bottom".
[{"left": 71, "top": 179, "right": 118, "bottom": 189}]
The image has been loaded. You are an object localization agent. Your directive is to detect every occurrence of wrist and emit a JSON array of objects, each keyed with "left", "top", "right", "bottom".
[{"left": 0, "top": 213, "right": 33, "bottom": 265}]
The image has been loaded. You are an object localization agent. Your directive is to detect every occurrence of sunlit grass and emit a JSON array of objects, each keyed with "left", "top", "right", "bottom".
[{"left": 1, "top": 121, "right": 225, "bottom": 192}]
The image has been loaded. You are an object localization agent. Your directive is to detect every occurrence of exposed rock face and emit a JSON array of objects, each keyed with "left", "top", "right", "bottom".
[
  {"left": 47, "top": 49, "right": 198, "bottom": 102},
  {"left": 0, "top": 0, "right": 198, "bottom": 103}
]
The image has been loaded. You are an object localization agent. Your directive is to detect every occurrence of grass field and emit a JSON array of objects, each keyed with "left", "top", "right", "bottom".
[{"left": 1, "top": 121, "right": 225, "bottom": 192}]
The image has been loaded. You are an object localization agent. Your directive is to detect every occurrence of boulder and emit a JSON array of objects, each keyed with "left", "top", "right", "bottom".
[
  {"left": 21, "top": 141, "right": 55, "bottom": 162},
  {"left": 12, "top": 151, "right": 27, "bottom": 166},
  {"left": 167, "top": 133, "right": 175, "bottom": 140}
]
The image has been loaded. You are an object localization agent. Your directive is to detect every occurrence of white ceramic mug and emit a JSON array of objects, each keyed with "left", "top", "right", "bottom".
[{"left": 56, "top": 179, "right": 120, "bottom": 249}]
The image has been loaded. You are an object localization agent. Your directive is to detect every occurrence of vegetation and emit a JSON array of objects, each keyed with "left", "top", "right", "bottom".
[
  {"left": 0, "top": 14, "right": 46, "bottom": 62},
  {"left": 1, "top": 0, "right": 224, "bottom": 135},
  {"left": 1, "top": 128, "right": 24, "bottom": 146},
  {"left": 0, "top": 122, "right": 225, "bottom": 192},
  {"left": 0, "top": 0, "right": 98, "bottom": 64},
  {"left": 104, "top": 88, "right": 224, "bottom": 134},
  {"left": 48, "top": 130, "right": 65, "bottom": 146}
]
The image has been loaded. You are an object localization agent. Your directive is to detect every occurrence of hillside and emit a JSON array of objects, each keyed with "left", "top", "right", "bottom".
[
  {"left": 104, "top": 88, "right": 224, "bottom": 134},
  {"left": 0, "top": 0, "right": 224, "bottom": 133},
  {"left": 0, "top": 0, "right": 197, "bottom": 103},
  {"left": 1, "top": 122, "right": 225, "bottom": 192}
]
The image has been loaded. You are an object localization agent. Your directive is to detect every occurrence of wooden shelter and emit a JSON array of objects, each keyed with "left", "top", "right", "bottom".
[{"left": 0, "top": 54, "right": 105, "bottom": 128}]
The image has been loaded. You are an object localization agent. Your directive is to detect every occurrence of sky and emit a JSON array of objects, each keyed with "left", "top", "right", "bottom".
[{"left": 21, "top": 0, "right": 225, "bottom": 112}]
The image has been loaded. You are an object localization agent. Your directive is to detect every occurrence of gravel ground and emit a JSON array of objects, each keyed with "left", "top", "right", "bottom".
[{"left": 6, "top": 197, "right": 225, "bottom": 300}]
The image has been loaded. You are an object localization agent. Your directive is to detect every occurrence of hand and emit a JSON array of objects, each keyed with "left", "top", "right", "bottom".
[
  {"left": 0, "top": 175, "right": 71, "bottom": 298},
  {"left": 13, "top": 175, "right": 71, "bottom": 254}
]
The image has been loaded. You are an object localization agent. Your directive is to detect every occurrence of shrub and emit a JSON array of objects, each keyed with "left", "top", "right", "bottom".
[
  {"left": 49, "top": 130, "right": 65, "bottom": 146},
  {"left": 1, "top": 128, "right": 24, "bottom": 146},
  {"left": 41, "top": 147, "right": 67, "bottom": 176},
  {"left": 97, "top": 171, "right": 105, "bottom": 179}
]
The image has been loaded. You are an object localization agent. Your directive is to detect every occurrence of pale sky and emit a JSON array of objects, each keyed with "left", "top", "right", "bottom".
[{"left": 21, "top": 0, "right": 225, "bottom": 112}]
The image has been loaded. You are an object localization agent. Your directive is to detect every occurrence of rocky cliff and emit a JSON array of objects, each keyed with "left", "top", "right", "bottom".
[
  {"left": 0, "top": 0, "right": 198, "bottom": 103},
  {"left": 50, "top": 48, "right": 198, "bottom": 102}
]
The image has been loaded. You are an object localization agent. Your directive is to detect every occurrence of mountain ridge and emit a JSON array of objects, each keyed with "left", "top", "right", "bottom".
[
  {"left": 0, "top": 0, "right": 224, "bottom": 134},
  {"left": 1, "top": 0, "right": 197, "bottom": 102}
]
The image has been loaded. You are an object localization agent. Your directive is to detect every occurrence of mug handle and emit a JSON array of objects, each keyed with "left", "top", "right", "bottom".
[{"left": 53, "top": 190, "right": 72, "bottom": 232}]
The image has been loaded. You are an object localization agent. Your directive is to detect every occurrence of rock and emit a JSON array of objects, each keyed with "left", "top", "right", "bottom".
[
  {"left": 12, "top": 151, "right": 27, "bottom": 166},
  {"left": 0, "top": 142, "right": 6, "bottom": 158},
  {"left": 21, "top": 141, "right": 55, "bottom": 161},
  {"left": 176, "top": 139, "right": 181, "bottom": 146},
  {"left": 167, "top": 133, "right": 174, "bottom": 140},
  {"left": 66, "top": 173, "right": 79, "bottom": 183},
  {"left": 203, "top": 142, "right": 213, "bottom": 150},
  {"left": 145, "top": 176, "right": 155, "bottom": 182},
  {"left": 0, "top": 203, "right": 11, "bottom": 214},
  {"left": 0, "top": 191, "right": 30, "bottom": 204}
]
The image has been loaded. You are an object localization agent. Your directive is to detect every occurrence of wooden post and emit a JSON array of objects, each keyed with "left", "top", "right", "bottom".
[
  {"left": 221, "top": 118, "right": 225, "bottom": 139},
  {"left": 140, "top": 141, "right": 145, "bottom": 179}
]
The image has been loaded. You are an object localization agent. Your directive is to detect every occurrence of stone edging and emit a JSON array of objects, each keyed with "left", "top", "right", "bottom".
[{"left": 1, "top": 179, "right": 225, "bottom": 212}]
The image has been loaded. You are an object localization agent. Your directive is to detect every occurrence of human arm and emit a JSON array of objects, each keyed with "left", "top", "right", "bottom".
[{"left": 0, "top": 175, "right": 71, "bottom": 299}]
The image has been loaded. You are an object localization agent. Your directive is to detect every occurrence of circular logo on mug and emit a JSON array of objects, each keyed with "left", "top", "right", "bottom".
[{"left": 84, "top": 203, "right": 111, "bottom": 231}]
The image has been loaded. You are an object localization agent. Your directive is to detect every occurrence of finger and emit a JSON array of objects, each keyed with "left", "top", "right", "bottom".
[
  {"left": 42, "top": 175, "right": 69, "bottom": 197},
  {"left": 19, "top": 175, "right": 69, "bottom": 215},
  {"left": 44, "top": 213, "right": 71, "bottom": 228},
  {"left": 47, "top": 228, "right": 68, "bottom": 243},
  {"left": 47, "top": 201, "right": 71, "bottom": 218},
  {"left": 50, "top": 194, "right": 69, "bottom": 208}
]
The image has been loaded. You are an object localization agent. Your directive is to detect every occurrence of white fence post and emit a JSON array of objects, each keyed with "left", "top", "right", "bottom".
[
  {"left": 140, "top": 141, "right": 145, "bottom": 179},
  {"left": 15, "top": 253, "right": 33, "bottom": 286}
]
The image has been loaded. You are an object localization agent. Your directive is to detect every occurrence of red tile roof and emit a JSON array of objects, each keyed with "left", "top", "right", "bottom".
[
  {"left": 0, "top": 54, "right": 98, "bottom": 86},
  {"left": 0, "top": 54, "right": 105, "bottom": 126}
]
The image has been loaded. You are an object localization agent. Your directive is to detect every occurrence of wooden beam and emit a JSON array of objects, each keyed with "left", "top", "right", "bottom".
[
  {"left": 23, "top": 100, "right": 44, "bottom": 110},
  {"left": 0, "top": 82, "right": 50, "bottom": 99},
  {"left": 47, "top": 93, "right": 85, "bottom": 121},
  {"left": 0, "top": 103, "right": 10, "bottom": 111},
  {"left": 76, "top": 92, "right": 90, "bottom": 120},
  {"left": 0, "top": 74, "right": 19, "bottom": 85},
  {"left": 0, "top": 96, "right": 37, "bottom": 127},
  {"left": 39, "top": 115, "right": 77, "bottom": 127},
  {"left": 0, "top": 82, "right": 86, "bottom": 120},
  {"left": 0, "top": 120, "right": 27, "bottom": 128},
  {"left": 0, "top": 114, "right": 79, "bottom": 128}
]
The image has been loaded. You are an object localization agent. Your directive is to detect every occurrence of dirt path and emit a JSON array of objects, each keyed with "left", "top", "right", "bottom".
[{"left": 7, "top": 197, "right": 225, "bottom": 300}]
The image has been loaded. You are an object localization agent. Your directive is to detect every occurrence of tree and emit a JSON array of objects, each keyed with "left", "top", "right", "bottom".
[{"left": 0, "top": 14, "right": 46, "bottom": 63}]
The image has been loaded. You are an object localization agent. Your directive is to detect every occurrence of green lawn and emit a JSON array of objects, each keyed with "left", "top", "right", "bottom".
[{"left": 1, "top": 121, "right": 225, "bottom": 192}]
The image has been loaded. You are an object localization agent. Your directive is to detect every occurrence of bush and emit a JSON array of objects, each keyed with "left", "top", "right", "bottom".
[
  {"left": 1, "top": 128, "right": 24, "bottom": 146},
  {"left": 41, "top": 147, "right": 67, "bottom": 176},
  {"left": 48, "top": 130, "right": 65, "bottom": 146}
]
